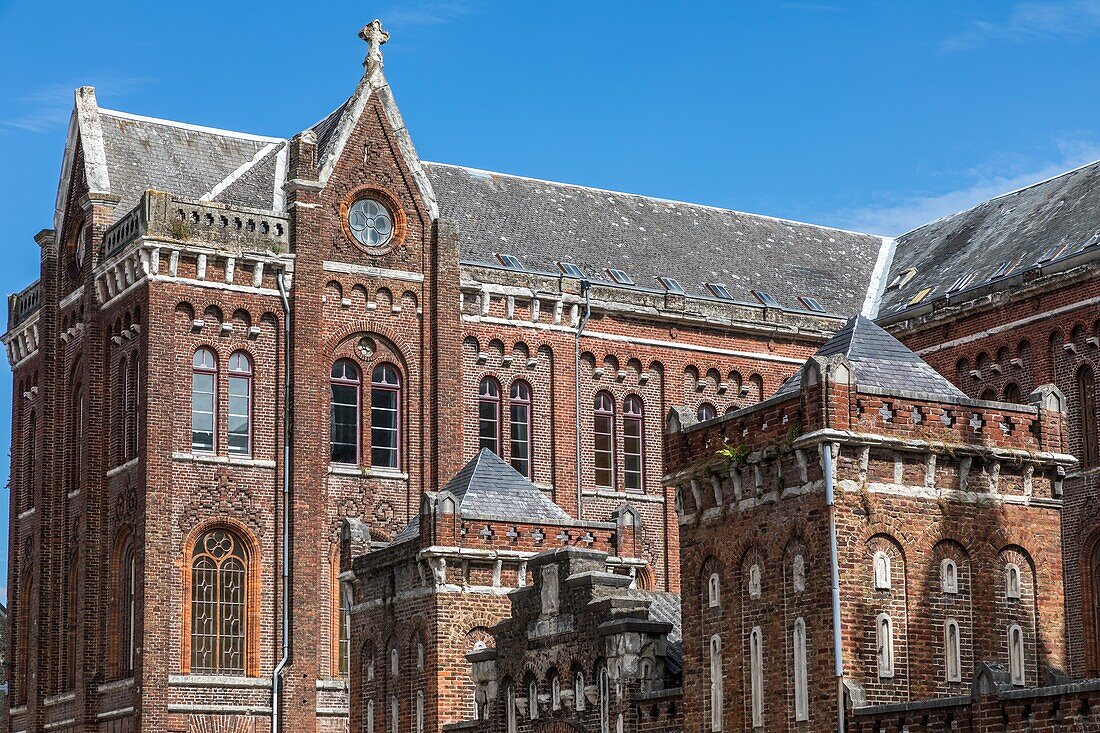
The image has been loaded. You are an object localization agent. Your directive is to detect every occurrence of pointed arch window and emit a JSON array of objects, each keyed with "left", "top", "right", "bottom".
[
  {"left": 528, "top": 679, "right": 539, "bottom": 719},
  {"left": 594, "top": 391, "right": 616, "bottom": 489},
  {"left": 551, "top": 672, "right": 561, "bottom": 710},
  {"left": 330, "top": 359, "right": 360, "bottom": 464},
  {"left": 120, "top": 538, "right": 136, "bottom": 677},
  {"left": 749, "top": 627, "right": 763, "bottom": 728},
  {"left": 416, "top": 690, "right": 425, "bottom": 733},
  {"left": 1005, "top": 563, "right": 1022, "bottom": 599},
  {"left": 708, "top": 572, "right": 721, "bottom": 608},
  {"left": 1009, "top": 624, "right": 1025, "bottom": 685},
  {"left": 506, "top": 682, "right": 517, "bottom": 733},
  {"left": 367, "top": 700, "right": 375, "bottom": 733},
  {"left": 623, "top": 395, "right": 644, "bottom": 492},
  {"left": 945, "top": 619, "right": 962, "bottom": 682},
  {"left": 1079, "top": 365, "right": 1097, "bottom": 466},
  {"left": 337, "top": 581, "right": 351, "bottom": 677},
  {"left": 227, "top": 351, "right": 252, "bottom": 456},
  {"left": 478, "top": 378, "right": 502, "bottom": 455},
  {"left": 941, "top": 558, "right": 958, "bottom": 594},
  {"left": 710, "top": 634, "right": 724, "bottom": 731},
  {"left": 873, "top": 550, "right": 892, "bottom": 590},
  {"left": 24, "top": 408, "right": 36, "bottom": 508},
  {"left": 371, "top": 363, "right": 401, "bottom": 468},
  {"left": 793, "top": 618, "right": 809, "bottom": 721},
  {"left": 390, "top": 694, "right": 400, "bottom": 733},
  {"left": 190, "top": 528, "right": 248, "bottom": 675},
  {"left": 876, "top": 613, "right": 894, "bottom": 678},
  {"left": 191, "top": 348, "right": 218, "bottom": 453},
  {"left": 599, "top": 665, "right": 610, "bottom": 733},
  {"left": 509, "top": 381, "right": 532, "bottom": 478},
  {"left": 748, "top": 563, "right": 762, "bottom": 599},
  {"left": 575, "top": 672, "right": 585, "bottom": 711},
  {"left": 126, "top": 356, "right": 139, "bottom": 459}
]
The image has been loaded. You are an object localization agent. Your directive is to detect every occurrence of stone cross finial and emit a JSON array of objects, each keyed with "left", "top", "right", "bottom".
[{"left": 359, "top": 19, "right": 390, "bottom": 71}]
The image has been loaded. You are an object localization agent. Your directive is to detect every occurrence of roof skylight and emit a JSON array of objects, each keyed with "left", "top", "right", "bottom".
[
  {"left": 608, "top": 268, "right": 635, "bottom": 285},
  {"left": 558, "top": 261, "right": 585, "bottom": 278},
  {"left": 799, "top": 296, "right": 826, "bottom": 312},
  {"left": 753, "top": 290, "right": 781, "bottom": 308},
  {"left": 658, "top": 276, "right": 685, "bottom": 294},
  {"left": 497, "top": 254, "right": 523, "bottom": 270},
  {"left": 706, "top": 283, "right": 733, "bottom": 300}
]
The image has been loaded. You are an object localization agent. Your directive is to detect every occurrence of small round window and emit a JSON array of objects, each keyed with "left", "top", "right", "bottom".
[{"left": 347, "top": 198, "right": 393, "bottom": 248}]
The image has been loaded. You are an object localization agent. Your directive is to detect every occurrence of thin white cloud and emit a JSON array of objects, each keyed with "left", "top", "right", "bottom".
[
  {"left": 381, "top": 1, "right": 479, "bottom": 28},
  {"left": 0, "top": 78, "right": 147, "bottom": 134},
  {"left": 829, "top": 138, "right": 1100, "bottom": 236},
  {"left": 943, "top": 0, "right": 1100, "bottom": 51}
]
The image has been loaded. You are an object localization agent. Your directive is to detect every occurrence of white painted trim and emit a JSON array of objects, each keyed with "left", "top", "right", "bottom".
[
  {"left": 273, "top": 143, "right": 288, "bottom": 213},
  {"left": 96, "top": 706, "right": 136, "bottom": 721},
  {"left": 581, "top": 489, "right": 666, "bottom": 505},
  {"left": 322, "top": 260, "right": 425, "bottom": 282},
  {"left": 44, "top": 718, "right": 76, "bottom": 731},
  {"left": 167, "top": 704, "right": 273, "bottom": 715},
  {"left": 168, "top": 674, "right": 272, "bottom": 688},
  {"left": 100, "top": 108, "right": 285, "bottom": 144},
  {"left": 200, "top": 143, "right": 279, "bottom": 202},
  {"left": 462, "top": 314, "right": 806, "bottom": 365},
  {"left": 862, "top": 237, "right": 895, "bottom": 318},
  {"left": 97, "top": 677, "right": 135, "bottom": 693},
  {"left": 146, "top": 274, "right": 282, "bottom": 298},
  {"left": 59, "top": 285, "right": 85, "bottom": 310},
  {"left": 914, "top": 294, "right": 1100, "bottom": 355},
  {"left": 172, "top": 452, "right": 276, "bottom": 469}
]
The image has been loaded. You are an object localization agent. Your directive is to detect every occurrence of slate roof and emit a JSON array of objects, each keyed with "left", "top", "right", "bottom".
[
  {"left": 424, "top": 162, "right": 884, "bottom": 315},
  {"left": 97, "top": 110, "right": 285, "bottom": 221},
  {"left": 620, "top": 590, "right": 681, "bottom": 675},
  {"left": 772, "top": 315, "right": 967, "bottom": 400},
  {"left": 880, "top": 158, "right": 1100, "bottom": 315},
  {"left": 391, "top": 449, "right": 571, "bottom": 545}
]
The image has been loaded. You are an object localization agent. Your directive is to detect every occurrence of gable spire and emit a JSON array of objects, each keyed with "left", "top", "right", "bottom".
[{"left": 358, "top": 19, "right": 390, "bottom": 73}]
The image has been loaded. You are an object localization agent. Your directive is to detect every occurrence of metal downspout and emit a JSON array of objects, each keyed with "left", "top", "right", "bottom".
[
  {"left": 273, "top": 271, "right": 292, "bottom": 732},
  {"left": 824, "top": 441, "right": 845, "bottom": 733},
  {"left": 573, "top": 280, "right": 592, "bottom": 519}
]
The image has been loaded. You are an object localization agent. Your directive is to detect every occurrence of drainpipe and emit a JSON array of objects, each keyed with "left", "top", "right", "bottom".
[
  {"left": 273, "top": 270, "right": 292, "bottom": 732},
  {"left": 573, "top": 279, "right": 592, "bottom": 519},
  {"left": 824, "top": 441, "right": 845, "bottom": 733}
]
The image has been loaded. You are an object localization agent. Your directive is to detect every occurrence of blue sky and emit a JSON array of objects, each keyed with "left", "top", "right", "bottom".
[{"left": 2, "top": 0, "right": 1100, "bottom": 598}]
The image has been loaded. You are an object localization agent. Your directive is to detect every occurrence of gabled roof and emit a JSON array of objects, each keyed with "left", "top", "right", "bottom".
[
  {"left": 880, "top": 157, "right": 1100, "bottom": 315},
  {"left": 773, "top": 315, "right": 967, "bottom": 400},
  {"left": 97, "top": 109, "right": 286, "bottom": 220},
  {"left": 391, "top": 449, "right": 570, "bottom": 545},
  {"left": 425, "top": 162, "right": 884, "bottom": 315}
]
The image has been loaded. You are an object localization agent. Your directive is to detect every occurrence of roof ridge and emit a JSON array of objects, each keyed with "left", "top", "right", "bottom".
[
  {"left": 99, "top": 108, "right": 285, "bottom": 144},
  {"left": 895, "top": 156, "right": 1100, "bottom": 241},
  {"left": 423, "top": 161, "right": 882, "bottom": 239}
]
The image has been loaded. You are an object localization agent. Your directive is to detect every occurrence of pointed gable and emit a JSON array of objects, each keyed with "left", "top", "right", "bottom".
[{"left": 773, "top": 316, "right": 967, "bottom": 401}]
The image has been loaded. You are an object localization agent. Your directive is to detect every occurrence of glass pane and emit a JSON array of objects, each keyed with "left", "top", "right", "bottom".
[{"left": 479, "top": 401, "right": 499, "bottom": 453}]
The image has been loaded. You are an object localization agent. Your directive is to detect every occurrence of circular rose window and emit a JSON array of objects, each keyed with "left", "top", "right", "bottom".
[{"left": 347, "top": 198, "right": 393, "bottom": 248}]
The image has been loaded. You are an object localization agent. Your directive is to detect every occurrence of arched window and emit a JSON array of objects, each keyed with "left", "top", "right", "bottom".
[
  {"left": 1079, "top": 365, "right": 1098, "bottom": 467},
  {"left": 191, "top": 348, "right": 218, "bottom": 453},
  {"left": 478, "top": 378, "right": 501, "bottom": 455},
  {"left": 337, "top": 582, "right": 351, "bottom": 677},
  {"left": 876, "top": 613, "right": 894, "bottom": 678},
  {"left": 793, "top": 554, "right": 806, "bottom": 593},
  {"left": 390, "top": 646, "right": 399, "bottom": 676},
  {"left": 227, "top": 352, "right": 252, "bottom": 456},
  {"left": 73, "top": 386, "right": 86, "bottom": 490},
  {"left": 390, "top": 694, "right": 400, "bottom": 733},
  {"left": 371, "top": 363, "right": 401, "bottom": 468},
  {"left": 1003, "top": 382, "right": 1021, "bottom": 403},
  {"left": 941, "top": 558, "right": 958, "bottom": 594},
  {"left": 416, "top": 639, "right": 424, "bottom": 671},
  {"left": 697, "top": 402, "right": 717, "bottom": 422},
  {"left": 873, "top": 550, "right": 891, "bottom": 590},
  {"left": 367, "top": 700, "right": 375, "bottom": 733},
  {"left": 749, "top": 627, "right": 763, "bottom": 728},
  {"left": 594, "top": 392, "right": 616, "bottom": 489},
  {"left": 506, "top": 682, "right": 517, "bottom": 733},
  {"left": 190, "top": 527, "right": 248, "bottom": 674},
  {"left": 945, "top": 619, "right": 961, "bottom": 682},
  {"left": 330, "top": 359, "right": 360, "bottom": 464},
  {"left": 509, "top": 381, "right": 532, "bottom": 478},
  {"left": 1005, "top": 563, "right": 1022, "bottom": 599},
  {"left": 120, "top": 538, "right": 136, "bottom": 677},
  {"left": 623, "top": 396, "right": 644, "bottom": 492},
  {"left": 416, "top": 690, "right": 424, "bottom": 733},
  {"left": 127, "top": 356, "right": 139, "bottom": 459},
  {"left": 748, "top": 563, "right": 762, "bottom": 599},
  {"left": 598, "top": 666, "right": 610, "bottom": 733},
  {"left": 528, "top": 679, "right": 538, "bottom": 719},
  {"left": 574, "top": 671, "right": 585, "bottom": 711},
  {"left": 708, "top": 572, "right": 721, "bottom": 608},
  {"left": 1008, "top": 624, "right": 1025, "bottom": 685},
  {"left": 709, "top": 633, "right": 724, "bottom": 731},
  {"left": 793, "top": 618, "right": 809, "bottom": 721},
  {"left": 551, "top": 672, "right": 561, "bottom": 710}
]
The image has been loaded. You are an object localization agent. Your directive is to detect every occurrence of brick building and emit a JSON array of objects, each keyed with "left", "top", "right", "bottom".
[{"left": 1, "top": 21, "right": 883, "bottom": 733}]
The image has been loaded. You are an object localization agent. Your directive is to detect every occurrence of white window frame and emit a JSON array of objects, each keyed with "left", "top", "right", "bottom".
[
  {"left": 941, "top": 558, "right": 958, "bottom": 594},
  {"left": 876, "top": 613, "right": 895, "bottom": 678},
  {"left": 873, "top": 551, "right": 891, "bottom": 590}
]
